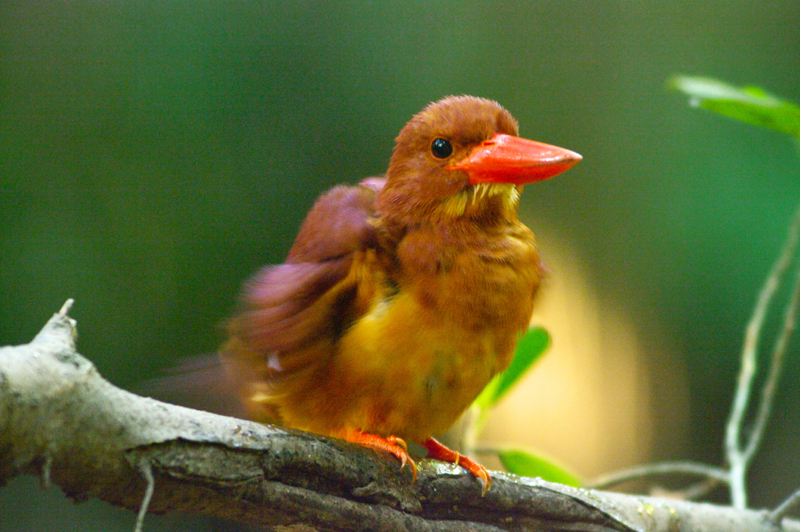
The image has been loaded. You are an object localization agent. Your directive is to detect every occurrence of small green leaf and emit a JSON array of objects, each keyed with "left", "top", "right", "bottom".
[
  {"left": 473, "top": 327, "right": 550, "bottom": 410},
  {"left": 497, "top": 447, "right": 582, "bottom": 487},
  {"left": 670, "top": 75, "right": 800, "bottom": 138}
]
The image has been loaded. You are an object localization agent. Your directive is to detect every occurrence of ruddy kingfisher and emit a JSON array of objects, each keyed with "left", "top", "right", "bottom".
[{"left": 220, "top": 95, "right": 581, "bottom": 492}]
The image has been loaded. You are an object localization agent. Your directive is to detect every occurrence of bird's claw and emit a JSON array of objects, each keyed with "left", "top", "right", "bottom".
[
  {"left": 349, "top": 431, "right": 418, "bottom": 482},
  {"left": 387, "top": 435, "right": 408, "bottom": 452},
  {"left": 423, "top": 437, "right": 492, "bottom": 495}
]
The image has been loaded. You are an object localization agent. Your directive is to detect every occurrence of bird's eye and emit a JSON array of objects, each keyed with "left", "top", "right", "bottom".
[{"left": 430, "top": 138, "right": 453, "bottom": 159}]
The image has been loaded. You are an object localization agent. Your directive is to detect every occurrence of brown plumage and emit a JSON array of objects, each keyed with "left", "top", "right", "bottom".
[{"left": 220, "top": 96, "right": 581, "bottom": 492}]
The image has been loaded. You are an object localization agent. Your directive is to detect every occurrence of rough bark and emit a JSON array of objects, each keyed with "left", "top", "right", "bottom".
[{"left": 0, "top": 307, "right": 796, "bottom": 532}]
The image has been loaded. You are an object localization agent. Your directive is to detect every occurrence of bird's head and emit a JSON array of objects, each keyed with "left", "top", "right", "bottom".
[{"left": 377, "top": 95, "right": 581, "bottom": 224}]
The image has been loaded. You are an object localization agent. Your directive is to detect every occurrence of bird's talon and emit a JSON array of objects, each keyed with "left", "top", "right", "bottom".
[
  {"left": 408, "top": 458, "right": 419, "bottom": 483},
  {"left": 387, "top": 435, "right": 408, "bottom": 452},
  {"left": 476, "top": 467, "right": 492, "bottom": 496},
  {"left": 348, "top": 431, "right": 418, "bottom": 483},
  {"left": 424, "top": 437, "right": 492, "bottom": 493}
]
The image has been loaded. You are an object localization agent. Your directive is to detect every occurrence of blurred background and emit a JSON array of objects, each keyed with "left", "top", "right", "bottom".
[{"left": 2, "top": 1, "right": 799, "bottom": 530}]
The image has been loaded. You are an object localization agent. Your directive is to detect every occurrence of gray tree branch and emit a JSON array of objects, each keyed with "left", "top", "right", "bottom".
[{"left": 1, "top": 306, "right": 797, "bottom": 532}]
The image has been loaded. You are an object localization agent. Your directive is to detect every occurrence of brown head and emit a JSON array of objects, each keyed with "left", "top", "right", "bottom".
[{"left": 376, "top": 95, "right": 581, "bottom": 226}]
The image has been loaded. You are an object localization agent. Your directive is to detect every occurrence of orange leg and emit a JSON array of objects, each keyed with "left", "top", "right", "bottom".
[
  {"left": 348, "top": 431, "right": 418, "bottom": 482},
  {"left": 423, "top": 437, "right": 491, "bottom": 494}
]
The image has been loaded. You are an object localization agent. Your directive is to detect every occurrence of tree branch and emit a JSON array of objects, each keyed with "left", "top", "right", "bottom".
[{"left": 1, "top": 307, "right": 797, "bottom": 532}]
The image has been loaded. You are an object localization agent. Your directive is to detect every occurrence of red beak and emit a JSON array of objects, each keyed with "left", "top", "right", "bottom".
[{"left": 448, "top": 133, "right": 582, "bottom": 185}]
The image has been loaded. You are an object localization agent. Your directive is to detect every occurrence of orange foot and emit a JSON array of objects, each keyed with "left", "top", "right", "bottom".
[
  {"left": 424, "top": 437, "right": 491, "bottom": 494},
  {"left": 348, "top": 431, "right": 418, "bottom": 482}
]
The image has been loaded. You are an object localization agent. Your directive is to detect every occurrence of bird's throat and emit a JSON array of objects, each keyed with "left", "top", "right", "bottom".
[{"left": 439, "top": 183, "right": 520, "bottom": 219}]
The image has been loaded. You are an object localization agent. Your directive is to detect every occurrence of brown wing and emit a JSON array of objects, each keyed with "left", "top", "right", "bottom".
[{"left": 220, "top": 179, "right": 385, "bottom": 423}]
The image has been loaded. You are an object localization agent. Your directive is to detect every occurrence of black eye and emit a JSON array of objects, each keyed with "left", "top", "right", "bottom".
[{"left": 430, "top": 137, "right": 453, "bottom": 159}]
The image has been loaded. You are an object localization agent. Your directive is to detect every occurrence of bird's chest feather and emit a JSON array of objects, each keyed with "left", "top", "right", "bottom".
[
  {"left": 331, "top": 223, "right": 541, "bottom": 439},
  {"left": 396, "top": 223, "right": 541, "bottom": 331}
]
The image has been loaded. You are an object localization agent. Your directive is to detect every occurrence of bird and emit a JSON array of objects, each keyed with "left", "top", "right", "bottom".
[{"left": 219, "top": 95, "right": 581, "bottom": 493}]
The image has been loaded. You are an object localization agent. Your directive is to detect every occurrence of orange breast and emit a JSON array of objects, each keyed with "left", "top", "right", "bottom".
[{"left": 273, "top": 225, "right": 541, "bottom": 443}]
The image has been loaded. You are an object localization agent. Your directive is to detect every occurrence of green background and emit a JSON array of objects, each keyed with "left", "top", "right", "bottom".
[{"left": 2, "top": 2, "right": 799, "bottom": 529}]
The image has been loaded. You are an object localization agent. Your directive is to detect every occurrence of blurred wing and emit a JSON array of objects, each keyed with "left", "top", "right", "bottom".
[
  {"left": 220, "top": 180, "right": 385, "bottom": 422},
  {"left": 141, "top": 354, "right": 250, "bottom": 419}
]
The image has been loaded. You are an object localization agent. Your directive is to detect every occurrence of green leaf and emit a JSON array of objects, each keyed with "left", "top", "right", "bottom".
[
  {"left": 473, "top": 327, "right": 550, "bottom": 410},
  {"left": 670, "top": 75, "right": 800, "bottom": 138},
  {"left": 497, "top": 446, "right": 582, "bottom": 487}
]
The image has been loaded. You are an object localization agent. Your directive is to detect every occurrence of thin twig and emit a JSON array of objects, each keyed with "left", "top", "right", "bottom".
[
  {"left": 586, "top": 461, "right": 730, "bottom": 490},
  {"left": 724, "top": 202, "right": 800, "bottom": 509},
  {"left": 135, "top": 458, "right": 155, "bottom": 532},
  {"left": 678, "top": 477, "right": 725, "bottom": 501},
  {"left": 770, "top": 488, "right": 800, "bottom": 523},
  {"left": 40, "top": 454, "right": 52, "bottom": 490},
  {"left": 743, "top": 260, "right": 800, "bottom": 463}
]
